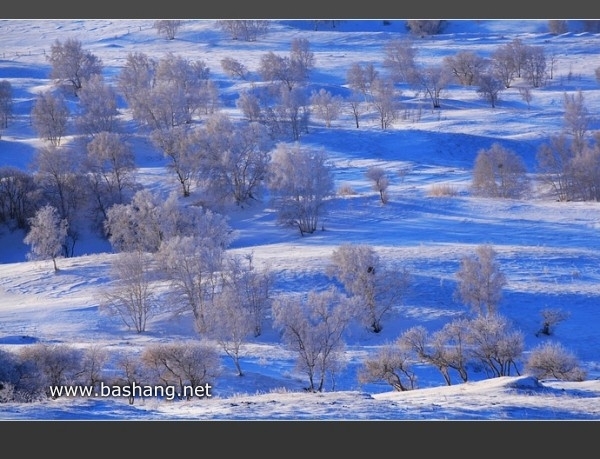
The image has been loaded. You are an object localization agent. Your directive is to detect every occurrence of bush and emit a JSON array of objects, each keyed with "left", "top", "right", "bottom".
[
  {"left": 428, "top": 183, "right": 459, "bottom": 197},
  {"left": 525, "top": 341, "right": 587, "bottom": 381}
]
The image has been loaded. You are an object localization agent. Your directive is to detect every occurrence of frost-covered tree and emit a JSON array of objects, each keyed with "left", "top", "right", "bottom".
[
  {"left": 18, "top": 343, "right": 83, "bottom": 398},
  {"left": 157, "top": 232, "right": 227, "bottom": 333},
  {"left": 217, "top": 20, "right": 269, "bottom": 41},
  {"left": 272, "top": 287, "right": 353, "bottom": 392},
  {"left": 408, "top": 64, "right": 452, "bottom": 109},
  {"left": 357, "top": 340, "right": 417, "bottom": 391},
  {"left": 465, "top": 314, "right": 524, "bottom": 378},
  {"left": 471, "top": 143, "right": 530, "bottom": 199},
  {"left": 31, "top": 91, "right": 69, "bottom": 146},
  {"left": 141, "top": 341, "right": 220, "bottom": 399},
  {"left": 443, "top": 50, "right": 487, "bottom": 86},
  {"left": 455, "top": 244, "right": 507, "bottom": 316},
  {"left": 476, "top": 73, "right": 505, "bottom": 108},
  {"left": 383, "top": 38, "right": 417, "bottom": 84},
  {"left": 151, "top": 126, "right": 198, "bottom": 197},
  {"left": 47, "top": 38, "right": 103, "bottom": 94},
  {"left": 525, "top": 341, "right": 586, "bottom": 381},
  {"left": 100, "top": 250, "right": 159, "bottom": 333},
  {"left": 562, "top": 90, "right": 590, "bottom": 155},
  {"left": 370, "top": 77, "right": 400, "bottom": 130},
  {"left": 0, "top": 80, "right": 13, "bottom": 136},
  {"left": 153, "top": 20, "right": 182, "bottom": 40},
  {"left": 194, "top": 114, "right": 273, "bottom": 206},
  {"left": 267, "top": 143, "right": 334, "bottom": 235},
  {"left": 84, "top": 131, "right": 137, "bottom": 221},
  {"left": 310, "top": 88, "right": 342, "bottom": 128},
  {"left": 23, "top": 204, "right": 68, "bottom": 272},
  {"left": 220, "top": 57, "right": 248, "bottom": 80},
  {"left": 536, "top": 308, "right": 570, "bottom": 337},
  {"left": 366, "top": 166, "right": 390, "bottom": 204},
  {"left": 327, "top": 243, "right": 410, "bottom": 333},
  {"left": 75, "top": 74, "right": 120, "bottom": 137}
]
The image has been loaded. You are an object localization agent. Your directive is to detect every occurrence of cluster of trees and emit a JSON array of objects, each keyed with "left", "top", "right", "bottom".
[
  {"left": 0, "top": 341, "right": 219, "bottom": 404},
  {"left": 2, "top": 242, "right": 583, "bottom": 402},
  {"left": 359, "top": 244, "right": 586, "bottom": 391}
]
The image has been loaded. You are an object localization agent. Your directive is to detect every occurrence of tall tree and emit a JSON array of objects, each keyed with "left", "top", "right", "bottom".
[
  {"left": 47, "top": 37, "right": 103, "bottom": 94},
  {"left": 23, "top": 204, "right": 68, "bottom": 272}
]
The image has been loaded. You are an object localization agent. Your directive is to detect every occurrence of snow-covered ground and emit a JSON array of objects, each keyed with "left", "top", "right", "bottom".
[{"left": 1, "top": 19, "right": 600, "bottom": 420}]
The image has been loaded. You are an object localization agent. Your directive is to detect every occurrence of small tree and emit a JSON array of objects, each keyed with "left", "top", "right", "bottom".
[
  {"left": 220, "top": 57, "right": 248, "bottom": 80},
  {"left": 466, "top": 314, "right": 524, "bottom": 378},
  {"left": 23, "top": 204, "right": 68, "bottom": 272},
  {"left": 100, "top": 250, "right": 159, "bottom": 333},
  {"left": 310, "top": 88, "right": 342, "bottom": 128},
  {"left": 327, "top": 243, "right": 410, "bottom": 333},
  {"left": 536, "top": 308, "right": 570, "bottom": 337},
  {"left": 0, "top": 80, "right": 13, "bottom": 137},
  {"left": 272, "top": 287, "right": 352, "bottom": 392},
  {"left": 153, "top": 20, "right": 182, "bottom": 40},
  {"left": 525, "top": 341, "right": 586, "bottom": 381},
  {"left": 357, "top": 340, "right": 417, "bottom": 391},
  {"left": 31, "top": 91, "right": 69, "bottom": 146},
  {"left": 366, "top": 166, "right": 390, "bottom": 204},
  {"left": 471, "top": 143, "right": 530, "bottom": 199},
  {"left": 476, "top": 73, "right": 505, "bottom": 108},
  {"left": 267, "top": 143, "right": 335, "bottom": 235},
  {"left": 47, "top": 37, "right": 103, "bottom": 94},
  {"left": 455, "top": 244, "right": 507, "bottom": 317}
]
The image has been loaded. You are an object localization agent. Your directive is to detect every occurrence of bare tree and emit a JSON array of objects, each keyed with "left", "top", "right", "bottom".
[
  {"left": 272, "top": 287, "right": 353, "bottom": 392},
  {"left": 400, "top": 321, "right": 470, "bottom": 386},
  {"left": 536, "top": 308, "right": 571, "bottom": 337},
  {"left": 0, "top": 167, "right": 37, "bottom": 229},
  {"left": 454, "top": 244, "right": 507, "bottom": 316},
  {"left": 31, "top": 91, "right": 69, "bottom": 146},
  {"left": 220, "top": 57, "right": 248, "bottom": 80},
  {"left": 346, "top": 62, "right": 378, "bottom": 102},
  {"left": 47, "top": 37, "right": 103, "bottom": 94},
  {"left": 383, "top": 38, "right": 417, "bottom": 84},
  {"left": 370, "top": 77, "right": 400, "bottom": 129},
  {"left": 310, "top": 88, "right": 342, "bottom": 128},
  {"left": 525, "top": 341, "right": 586, "bottom": 381},
  {"left": 409, "top": 65, "right": 452, "bottom": 109},
  {"left": 79, "top": 344, "right": 109, "bottom": 390},
  {"left": 267, "top": 143, "right": 334, "bottom": 235},
  {"left": 476, "top": 73, "right": 505, "bottom": 108},
  {"left": 536, "top": 134, "right": 576, "bottom": 201},
  {"left": 522, "top": 46, "right": 547, "bottom": 88},
  {"left": 153, "top": 20, "right": 182, "bottom": 40},
  {"left": 345, "top": 90, "right": 366, "bottom": 129},
  {"left": 357, "top": 340, "right": 417, "bottom": 391},
  {"left": 23, "top": 204, "right": 68, "bottom": 272},
  {"left": 444, "top": 50, "right": 487, "bottom": 86},
  {"left": 100, "top": 250, "right": 159, "bottom": 333},
  {"left": 366, "top": 166, "right": 390, "bottom": 204},
  {"left": 327, "top": 243, "right": 410, "bottom": 333},
  {"left": 491, "top": 43, "right": 518, "bottom": 88},
  {"left": 562, "top": 90, "right": 590, "bottom": 154},
  {"left": 471, "top": 143, "right": 530, "bottom": 198}
]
